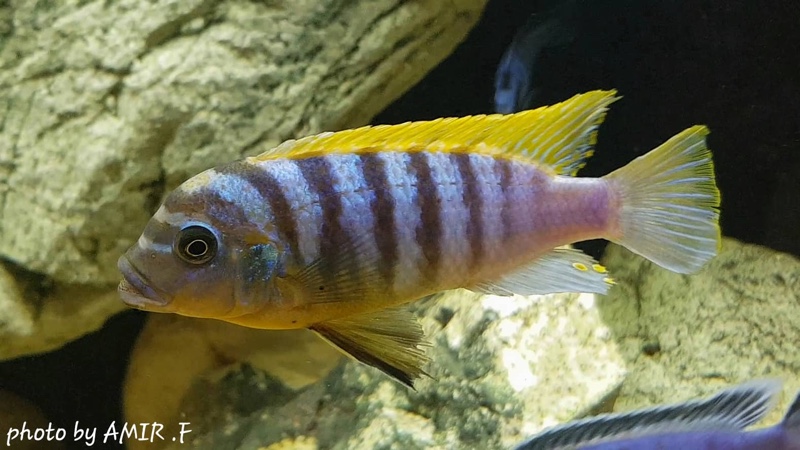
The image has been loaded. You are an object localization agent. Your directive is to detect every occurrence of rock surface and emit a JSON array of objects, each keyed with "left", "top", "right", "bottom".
[
  {"left": 0, "top": 390, "right": 65, "bottom": 450},
  {"left": 129, "top": 290, "right": 626, "bottom": 450},
  {"left": 0, "top": 0, "right": 488, "bottom": 285},
  {"left": 123, "top": 314, "right": 342, "bottom": 450},
  {"left": 599, "top": 237, "right": 800, "bottom": 426},
  {"left": 0, "top": 0, "right": 487, "bottom": 359},
  {"left": 0, "top": 260, "right": 125, "bottom": 361}
]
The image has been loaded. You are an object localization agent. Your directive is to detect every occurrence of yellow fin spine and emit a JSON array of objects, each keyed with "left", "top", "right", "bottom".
[{"left": 253, "top": 90, "right": 620, "bottom": 176}]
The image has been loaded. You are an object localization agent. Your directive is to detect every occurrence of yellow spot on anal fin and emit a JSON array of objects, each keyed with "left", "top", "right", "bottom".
[
  {"left": 603, "top": 277, "right": 616, "bottom": 285},
  {"left": 592, "top": 264, "right": 608, "bottom": 274},
  {"left": 573, "top": 262, "right": 589, "bottom": 272}
]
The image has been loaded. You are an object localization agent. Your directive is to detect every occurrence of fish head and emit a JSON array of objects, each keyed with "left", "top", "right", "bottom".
[{"left": 118, "top": 170, "right": 284, "bottom": 319}]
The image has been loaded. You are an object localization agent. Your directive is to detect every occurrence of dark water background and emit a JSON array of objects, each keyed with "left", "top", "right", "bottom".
[{"left": 1, "top": 1, "right": 798, "bottom": 448}]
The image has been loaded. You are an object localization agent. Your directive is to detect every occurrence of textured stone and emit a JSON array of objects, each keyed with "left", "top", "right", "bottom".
[
  {"left": 0, "top": 0, "right": 487, "bottom": 361},
  {"left": 148, "top": 290, "right": 626, "bottom": 450},
  {"left": 123, "top": 314, "right": 342, "bottom": 450},
  {"left": 0, "top": 0, "right": 488, "bottom": 284},
  {"left": 0, "top": 260, "right": 125, "bottom": 361},
  {"left": 0, "top": 390, "right": 65, "bottom": 450},
  {"left": 599, "top": 237, "right": 800, "bottom": 426}
]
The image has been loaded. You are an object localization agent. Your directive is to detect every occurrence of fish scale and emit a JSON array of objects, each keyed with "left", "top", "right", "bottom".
[
  {"left": 359, "top": 152, "right": 399, "bottom": 289},
  {"left": 117, "top": 90, "right": 721, "bottom": 387}
]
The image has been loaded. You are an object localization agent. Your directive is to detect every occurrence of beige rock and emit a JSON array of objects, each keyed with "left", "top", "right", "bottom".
[
  {"left": 123, "top": 313, "right": 341, "bottom": 450},
  {"left": 0, "top": 0, "right": 488, "bottom": 285},
  {"left": 413, "top": 290, "right": 627, "bottom": 447},
  {"left": 147, "top": 289, "right": 626, "bottom": 449},
  {"left": 0, "top": 261, "right": 125, "bottom": 361},
  {"left": 599, "top": 237, "right": 800, "bottom": 427},
  {"left": 0, "top": 390, "right": 65, "bottom": 450}
]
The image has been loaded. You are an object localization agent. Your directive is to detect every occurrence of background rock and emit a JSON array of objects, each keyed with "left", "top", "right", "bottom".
[
  {"left": 0, "top": 0, "right": 488, "bottom": 363},
  {"left": 0, "top": 0, "right": 488, "bottom": 286},
  {"left": 143, "top": 290, "right": 626, "bottom": 450},
  {"left": 0, "top": 390, "right": 65, "bottom": 450},
  {"left": 0, "top": 260, "right": 125, "bottom": 361},
  {"left": 599, "top": 237, "right": 800, "bottom": 427},
  {"left": 123, "top": 314, "right": 342, "bottom": 450}
]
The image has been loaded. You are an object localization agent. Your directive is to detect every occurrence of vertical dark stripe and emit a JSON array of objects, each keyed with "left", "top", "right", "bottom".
[
  {"left": 295, "top": 156, "right": 350, "bottom": 284},
  {"left": 177, "top": 182, "right": 250, "bottom": 230},
  {"left": 359, "top": 153, "right": 397, "bottom": 289},
  {"left": 409, "top": 152, "right": 442, "bottom": 283},
  {"left": 452, "top": 153, "right": 483, "bottom": 275},
  {"left": 497, "top": 158, "right": 514, "bottom": 244},
  {"left": 222, "top": 161, "right": 300, "bottom": 262}
]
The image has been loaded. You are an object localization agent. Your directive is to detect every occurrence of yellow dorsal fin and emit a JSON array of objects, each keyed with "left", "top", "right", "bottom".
[{"left": 253, "top": 90, "right": 619, "bottom": 175}]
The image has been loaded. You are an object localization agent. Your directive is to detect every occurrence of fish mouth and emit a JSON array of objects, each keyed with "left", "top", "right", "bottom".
[{"left": 117, "top": 256, "right": 169, "bottom": 308}]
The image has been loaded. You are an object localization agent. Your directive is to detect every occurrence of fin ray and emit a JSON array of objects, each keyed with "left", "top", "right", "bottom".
[
  {"left": 604, "top": 125, "right": 721, "bottom": 274},
  {"left": 291, "top": 232, "right": 386, "bottom": 304},
  {"left": 252, "top": 91, "right": 619, "bottom": 176},
  {"left": 472, "top": 247, "right": 614, "bottom": 296},
  {"left": 309, "top": 308, "right": 431, "bottom": 388},
  {"left": 515, "top": 379, "right": 781, "bottom": 450}
]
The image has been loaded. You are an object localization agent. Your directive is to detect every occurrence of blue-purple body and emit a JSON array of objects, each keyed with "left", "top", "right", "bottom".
[
  {"left": 515, "top": 380, "right": 800, "bottom": 450},
  {"left": 584, "top": 426, "right": 793, "bottom": 450}
]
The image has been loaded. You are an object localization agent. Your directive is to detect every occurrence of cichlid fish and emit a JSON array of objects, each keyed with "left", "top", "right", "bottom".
[
  {"left": 513, "top": 379, "right": 800, "bottom": 450},
  {"left": 494, "top": 7, "right": 576, "bottom": 113},
  {"left": 117, "top": 90, "right": 720, "bottom": 387}
]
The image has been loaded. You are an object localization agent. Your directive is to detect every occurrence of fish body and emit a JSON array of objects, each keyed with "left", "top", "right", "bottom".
[
  {"left": 514, "top": 379, "right": 800, "bottom": 450},
  {"left": 118, "top": 90, "right": 721, "bottom": 387}
]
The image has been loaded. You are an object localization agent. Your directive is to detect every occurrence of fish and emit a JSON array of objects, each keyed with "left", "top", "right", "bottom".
[
  {"left": 117, "top": 90, "right": 721, "bottom": 388},
  {"left": 494, "top": 6, "right": 576, "bottom": 113},
  {"left": 513, "top": 379, "right": 800, "bottom": 450}
]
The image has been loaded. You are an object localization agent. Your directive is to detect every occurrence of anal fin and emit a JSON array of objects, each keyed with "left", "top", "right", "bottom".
[
  {"left": 472, "top": 247, "right": 615, "bottom": 296},
  {"left": 309, "top": 307, "right": 431, "bottom": 388}
]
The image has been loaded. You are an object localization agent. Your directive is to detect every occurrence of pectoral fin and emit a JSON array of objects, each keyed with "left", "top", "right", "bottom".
[
  {"left": 309, "top": 308, "right": 431, "bottom": 388},
  {"left": 472, "top": 247, "right": 615, "bottom": 296},
  {"left": 291, "top": 233, "right": 387, "bottom": 305}
]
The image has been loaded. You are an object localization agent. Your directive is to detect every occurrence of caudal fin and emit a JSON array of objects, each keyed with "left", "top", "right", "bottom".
[{"left": 603, "top": 126, "right": 721, "bottom": 274}]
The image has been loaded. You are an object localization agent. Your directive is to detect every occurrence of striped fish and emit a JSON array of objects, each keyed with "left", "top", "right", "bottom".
[
  {"left": 514, "top": 379, "right": 800, "bottom": 450},
  {"left": 117, "top": 90, "right": 721, "bottom": 387}
]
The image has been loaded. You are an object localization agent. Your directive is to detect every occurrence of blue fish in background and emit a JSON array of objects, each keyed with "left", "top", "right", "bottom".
[
  {"left": 494, "top": 5, "right": 576, "bottom": 114},
  {"left": 514, "top": 379, "right": 800, "bottom": 449}
]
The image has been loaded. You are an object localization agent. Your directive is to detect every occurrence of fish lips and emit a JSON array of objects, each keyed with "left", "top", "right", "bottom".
[{"left": 117, "top": 256, "right": 169, "bottom": 308}]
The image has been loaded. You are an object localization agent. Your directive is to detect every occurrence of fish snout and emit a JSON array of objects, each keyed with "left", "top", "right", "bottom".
[{"left": 117, "top": 255, "right": 169, "bottom": 308}]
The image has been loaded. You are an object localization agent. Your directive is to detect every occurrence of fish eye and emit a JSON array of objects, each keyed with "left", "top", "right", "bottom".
[{"left": 175, "top": 225, "right": 218, "bottom": 265}]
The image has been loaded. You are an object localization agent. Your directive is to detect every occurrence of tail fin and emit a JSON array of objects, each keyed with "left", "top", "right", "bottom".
[{"left": 603, "top": 126, "right": 721, "bottom": 274}]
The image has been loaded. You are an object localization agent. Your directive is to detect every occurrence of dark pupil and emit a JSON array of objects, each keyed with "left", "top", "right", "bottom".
[
  {"left": 176, "top": 225, "right": 217, "bottom": 264},
  {"left": 185, "top": 239, "right": 208, "bottom": 257}
]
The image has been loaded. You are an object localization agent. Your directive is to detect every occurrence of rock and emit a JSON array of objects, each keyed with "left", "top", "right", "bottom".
[
  {"left": 0, "top": 260, "right": 125, "bottom": 361},
  {"left": 149, "top": 290, "right": 626, "bottom": 450},
  {"left": 0, "top": 390, "right": 65, "bottom": 450},
  {"left": 0, "top": 0, "right": 488, "bottom": 285},
  {"left": 599, "top": 237, "right": 800, "bottom": 426},
  {"left": 0, "top": 0, "right": 488, "bottom": 362},
  {"left": 123, "top": 313, "right": 342, "bottom": 450}
]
